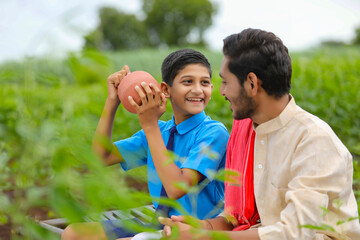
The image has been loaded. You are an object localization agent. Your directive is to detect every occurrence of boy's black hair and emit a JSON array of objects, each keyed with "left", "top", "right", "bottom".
[
  {"left": 161, "top": 49, "right": 212, "bottom": 86},
  {"left": 223, "top": 28, "right": 292, "bottom": 98}
]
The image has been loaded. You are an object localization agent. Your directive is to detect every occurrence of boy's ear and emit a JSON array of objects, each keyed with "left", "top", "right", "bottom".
[{"left": 161, "top": 82, "right": 171, "bottom": 98}]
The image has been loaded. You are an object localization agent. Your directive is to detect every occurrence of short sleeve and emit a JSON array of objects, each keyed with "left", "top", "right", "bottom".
[
  {"left": 181, "top": 123, "right": 229, "bottom": 180},
  {"left": 114, "top": 130, "right": 148, "bottom": 171}
]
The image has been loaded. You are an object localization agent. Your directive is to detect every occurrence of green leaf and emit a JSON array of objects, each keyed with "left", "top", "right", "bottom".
[{"left": 300, "top": 223, "right": 335, "bottom": 232}]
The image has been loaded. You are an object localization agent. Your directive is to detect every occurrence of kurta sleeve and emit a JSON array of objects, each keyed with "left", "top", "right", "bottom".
[{"left": 258, "top": 131, "right": 355, "bottom": 239}]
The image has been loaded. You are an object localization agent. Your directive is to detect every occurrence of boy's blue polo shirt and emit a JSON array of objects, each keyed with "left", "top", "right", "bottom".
[{"left": 114, "top": 111, "right": 229, "bottom": 220}]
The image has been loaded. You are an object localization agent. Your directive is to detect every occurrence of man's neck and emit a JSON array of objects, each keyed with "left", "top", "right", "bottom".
[{"left": 252, "top": 94, "right": 291, "bottom": 126}]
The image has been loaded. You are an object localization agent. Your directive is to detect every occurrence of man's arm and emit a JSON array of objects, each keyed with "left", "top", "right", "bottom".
[
  {"left": 170, "top": 215, "right": 234, "bottom": 231},
  {"left": 92, "top": 66, "right": 129, "bottom": 166},
  {"left": 159, "top": 215, "right": 260, "bottom": 240}
]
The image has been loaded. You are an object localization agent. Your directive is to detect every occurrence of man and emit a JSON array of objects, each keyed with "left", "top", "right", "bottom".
[{"left": 160, "top": 28, "right": 360, "bottom": 239}]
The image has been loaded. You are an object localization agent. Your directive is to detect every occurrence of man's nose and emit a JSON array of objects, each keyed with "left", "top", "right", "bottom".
[{"left": 220, "top": 84, "right": 225, "bottom": 96}]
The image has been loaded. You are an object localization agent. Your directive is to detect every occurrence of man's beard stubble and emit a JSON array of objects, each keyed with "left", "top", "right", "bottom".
[{"left": 232, "top": 89, "right": 256, "bottom": 120}]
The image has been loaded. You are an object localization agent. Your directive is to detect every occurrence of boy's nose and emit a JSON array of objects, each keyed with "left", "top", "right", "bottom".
[{"left": 191, "top": 84, "right": 203, "bottom": 94}]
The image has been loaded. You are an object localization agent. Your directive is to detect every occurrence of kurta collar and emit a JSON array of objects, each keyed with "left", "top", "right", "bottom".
[{"left": 254, "top": 95, "right": 297, "bottom": 135}]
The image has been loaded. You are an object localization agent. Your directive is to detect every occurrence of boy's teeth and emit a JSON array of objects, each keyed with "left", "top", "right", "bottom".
[{"left": 187, "top": 98, "right": 202, "bottom": 102}]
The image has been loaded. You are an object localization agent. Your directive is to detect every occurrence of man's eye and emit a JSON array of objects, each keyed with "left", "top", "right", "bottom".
[{"left": 183, "top": 80, "right": 192, "bottom": 84}]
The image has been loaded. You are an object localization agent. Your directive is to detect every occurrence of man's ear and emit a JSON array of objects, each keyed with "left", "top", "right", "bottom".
[
  {"left": 161, "top": 82, "right": 171, "bottom": 98},
  {"left": 246, "top": 72, "right": 261, "bottom": 96}
]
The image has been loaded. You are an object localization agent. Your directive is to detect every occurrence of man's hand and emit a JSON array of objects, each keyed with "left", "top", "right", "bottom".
[
  {"left": 107, "top": 65, "right": 130, "bottom": 104},
  {"left": 129, "top": 82, "right": 167, "bottom": 128},
  {"left": 159, "top": 216, "right": 210, "bottom": 240},
  {"left": 159, "top": 216, "right": 195, "bottom": 240}
]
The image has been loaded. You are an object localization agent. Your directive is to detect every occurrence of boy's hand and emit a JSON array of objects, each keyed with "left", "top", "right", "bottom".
[
  {"left": 128, "top": 82, "right": 167, "bottom": 128},
  {"left": 107, "top": 65, "right": 130, "bottom": 104},
  {"left": 159, "top": 216, "right": 201, "bottom": 240}
]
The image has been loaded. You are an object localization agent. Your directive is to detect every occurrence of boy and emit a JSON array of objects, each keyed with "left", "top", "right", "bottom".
[{"left": 62, "top": 49, "right": 229, "bottom": 240}]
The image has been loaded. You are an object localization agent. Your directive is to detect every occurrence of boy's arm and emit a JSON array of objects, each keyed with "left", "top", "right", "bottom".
[
  {"left": 92, "top": 66, "right": 129, "bottom": 166},
  {"left": 129, "top": 83, "right": 203, "bottom": 199},
  {"left": 143, "top": 123, "right": 203, "bottom": 199}
]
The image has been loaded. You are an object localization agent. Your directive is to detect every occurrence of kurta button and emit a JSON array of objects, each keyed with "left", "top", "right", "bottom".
[
  {"left": 260, "top": 140, "right": 265, "bottom": 145},
  {"left": 258, "top": 164, "right": 263, "bottom": 169}
]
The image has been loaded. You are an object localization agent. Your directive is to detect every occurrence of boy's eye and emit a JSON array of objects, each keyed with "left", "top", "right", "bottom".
[
  {"left": 182, "top": 79, "right": 192, "bottom": 84},
  {"left": 201, "top": 80, "right": 211, "bottom": 85}
]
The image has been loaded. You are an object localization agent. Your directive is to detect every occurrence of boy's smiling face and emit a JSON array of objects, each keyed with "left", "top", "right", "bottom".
[{"left": 162, "top": 63, "right": 213, "bottom": 125}]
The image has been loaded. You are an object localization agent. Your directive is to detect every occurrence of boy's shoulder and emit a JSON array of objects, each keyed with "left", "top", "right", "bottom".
[
  {"left": 196, "top": 115, "right": 229, "bottom": 139},
  {"left": 202, "top": 115, "right": 228, "bottom": 131},
  {"left": 157, "top": 119, "right": 172, "bottom": 130}
]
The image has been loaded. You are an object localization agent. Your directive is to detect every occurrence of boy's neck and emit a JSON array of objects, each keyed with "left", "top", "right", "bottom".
[{"left": 173, "top": 112, "right": 196, "bottom": 125}]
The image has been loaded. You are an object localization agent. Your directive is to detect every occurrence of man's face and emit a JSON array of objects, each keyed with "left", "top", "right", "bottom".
[{"left": 219, "top": 57, "right": 256, "bottom": 120}]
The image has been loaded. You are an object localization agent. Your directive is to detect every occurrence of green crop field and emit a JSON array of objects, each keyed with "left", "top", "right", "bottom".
[{"left": 0, "top": 46, "right": 359, "bottom": 239}]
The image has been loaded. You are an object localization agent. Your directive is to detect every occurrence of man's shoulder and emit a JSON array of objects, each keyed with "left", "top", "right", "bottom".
[
  {"left": 291, "top": 106, "right": 350, "bottom": 154},
  {"left": 293, "top": 106, "right": 334, "bottom": 135}
]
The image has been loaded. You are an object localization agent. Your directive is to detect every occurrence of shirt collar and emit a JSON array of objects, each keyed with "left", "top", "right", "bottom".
[
  {"left": 254, "top": 95, "right": 297, "bottom": 135},
  {"left": 166, "top": 111, "right": 206, "bottom": 135}
]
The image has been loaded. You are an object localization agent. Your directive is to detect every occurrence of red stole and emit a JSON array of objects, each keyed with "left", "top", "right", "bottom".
[{"left": 224, "top": 119, "right": 260, "bottom": 231}]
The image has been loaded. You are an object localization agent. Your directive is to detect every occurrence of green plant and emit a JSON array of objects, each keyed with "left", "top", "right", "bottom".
[
  {"left": 1, "top": 46, "right": 359, "bottom": 239},
  {"left": 300, "top": 200, "right": 359, "bottom": 240}
]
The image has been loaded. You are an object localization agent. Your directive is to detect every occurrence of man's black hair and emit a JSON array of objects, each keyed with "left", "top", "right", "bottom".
[{"left": 223, "top": 28, "right": 292, "bottom": 98}]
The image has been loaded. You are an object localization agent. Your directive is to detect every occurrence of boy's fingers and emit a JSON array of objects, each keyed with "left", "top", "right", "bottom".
[
  {"left": 158, "top": 217, "right": 174, "bottom": 226},
  {"left": 170, "top": 215, "right": 186, "bottom": 223},
  {"left": 108, "top": 68, "right": 128, "bottom": 87},
  {"left": 151, "top": 83, "right": 161, "bottom": 94},
  {"left": 135, "top": 86, "right": 147, "bottom": 103},
  {"left": 162, "top": 225, "right": 172, "bottom": 237},
  {"left": 151, "top": 84, "right": 161, "bottom": 104},
  {"left": 114, "top": 74, "right": 123, "bottom": 87},
  {"left": 128, "top": 96, "right": 140, "bottom": 111},
  {"left": 123, "top": 65, "right": 130, "bottom": 74},
  {"left": 160, "top": 93, "right": 167, "bottom": 109},
  {"left": 150, "top": 83, "right": 161, "bottom": 92},
  {"left": 140, "top": 82, "right": 153, "bottom": 98}
]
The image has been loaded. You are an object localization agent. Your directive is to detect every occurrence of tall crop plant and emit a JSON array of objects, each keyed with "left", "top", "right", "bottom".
[
  {"left": 291, "top": 47, "right": 360, "bottom": 155},
  {"left": 0, "top": 46, "right": 359, "bottom": 238}
]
